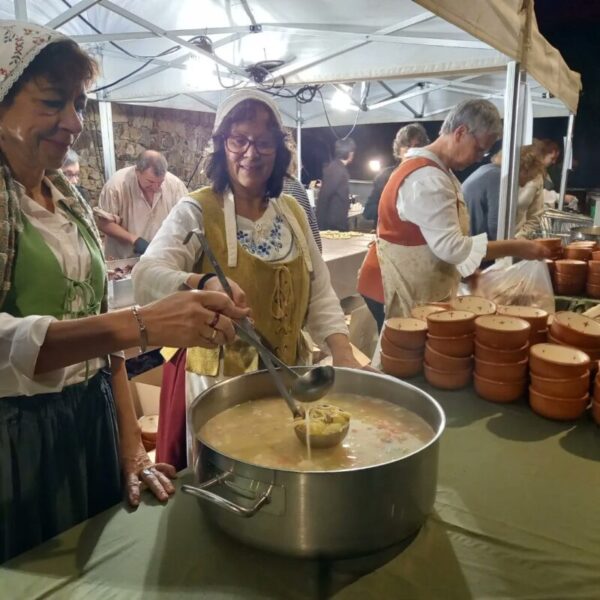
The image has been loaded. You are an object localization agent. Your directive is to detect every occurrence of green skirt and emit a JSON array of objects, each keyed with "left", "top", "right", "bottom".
[{"left": 0, "top": 371, "right": 122, "bottom": 563}]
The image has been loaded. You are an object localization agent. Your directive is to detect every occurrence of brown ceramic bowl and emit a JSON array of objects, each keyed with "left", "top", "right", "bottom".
[
  {"left": 474, "top": 357, "right": 528, "bottom": 382},
  {"left": 426, "top": 333, "right": 474, "bottom": 358},
  {"left": 474, "top": 315, "right": 531, "bottom": 349},
  {"left": 586, "top": 283, "right": 600, "bottom": 299},
  {"left": 568, "top": 241, "right": 597, "bottom": 249},
  {"left": 564, "top": 247, "right": 592, "bottom": 261},
  {"left": 550, "top": 312, "right": 600, "bottom": 349},
  {"left": 530, "top": 329, "right": 548, "bottom": 346},
  {"left": 410, "top": 304, "right": 447, "bottom": 321},
  {"left": 529, "top": 387, "right": 589, "bottom": 421},
  {"left": 587, "top": 260, "right": 600, "bottom": 274},
  {"left": 380, "top": 351, "right": 423, "bottom": 378},
  {"left": 380, "top": 332, "right": 424, "bottom": 360},
  {"left": 426, "top": 310, "right": 476, "bottom": 337},
  {"left": 383, "top": 317, "right": 427, "bottom": 350},
  {"left": 424, "top": 342, "right": 473, "bottom": 371},
  {"left": 544, "top": 259, "right": 556, "bottom": 274},
  {"left": 473, "top": 373, "right": 526, "bottom": 403},
  {"left": 495, "top": 305, "right": 548, "bottom": 331},
  {"left": 535, "top": 237, "right": 562, "bottom": 249},
  {"left": 591, "top": 400, "right": 600, "bottom": 425},
  {"left": 529, "top": 343, "right": 590, "bottom": 379},
  {"left": 474, "top": 340, "right": 529, "bottom": 363},
  {"left": 592, "top": 251, "right": 600, "bottom": 262},
  {"left": 586, "top": 271, "right": 600, "bottom": 285},
  {"left": 554, "top": 272, "right": 586, "bottom": 285},
  {"left": 530, "top": 370, "right": 590, "bottom": 398},
  {"left": 449, "top": 295, "right": 496, "bottom": 316},
  {"left": 554, "top": 259, "right": 588, "bottom": 277},
  {"left": 554, "top": 281, "right": 585, "bottom": 296},
  {"left": 423, "top": 362, "right": 471, "bottom": 390}
]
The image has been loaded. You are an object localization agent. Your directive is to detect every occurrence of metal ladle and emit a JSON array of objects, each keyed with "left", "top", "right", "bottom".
[{"left": 183, "top": 228, "right": 343, "bottom": 446}]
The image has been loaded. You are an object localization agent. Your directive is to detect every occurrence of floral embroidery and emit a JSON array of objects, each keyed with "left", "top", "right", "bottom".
[{"left": 237, "top": 214, "right": 286, "bottom": 258}]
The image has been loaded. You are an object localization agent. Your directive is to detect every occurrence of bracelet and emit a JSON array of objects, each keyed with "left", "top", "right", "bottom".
[
  {"left": 197, "top": 272, "right": 217, "bottom": 290},
  {"left": 131, "top": 304, "right": 148, "bottom": 352}
]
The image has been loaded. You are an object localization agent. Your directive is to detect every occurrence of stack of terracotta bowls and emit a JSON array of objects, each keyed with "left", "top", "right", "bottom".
[
  {"left": 591, "top": 373, "right": 600, "bottom": 425},
  {"left": 473, "top": 315, "right": 530, "bottom": 402},
  {"left": 448, "top": 295, "right": 496, "bottom": 316},
  {"left": 529, "top": 343, "right": 590, "bottom": 420},
  {"left": 548, "top": 311, "right": 600, "bottom": 364},
  {"left": 553, "top": 259, "right": 587, "bottom": 296},
  {"left": 410, "top": 304, "right": 446, "bottom": 321},
  {"left": 564, "top": 242, "right": 595, "bottom": 262},
  {"left": 380, "top": 317, "right": 427, "bottom": 378},
  {"left": 424, "top": 310, "right": 476, "bottom": 389},
  {"left": 593, "top": 250, "right": 600, "bottom": 262},
  {"left": 587, "top": 260, "right": 600, "bottom": 299},
  {"left": 496, "top": 305, "right": 549, "bottom": 345}
]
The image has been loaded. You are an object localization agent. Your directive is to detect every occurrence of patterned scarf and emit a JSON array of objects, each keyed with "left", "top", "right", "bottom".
[{"left": 0, "top": 160, "right": 107, "bottom": 310}]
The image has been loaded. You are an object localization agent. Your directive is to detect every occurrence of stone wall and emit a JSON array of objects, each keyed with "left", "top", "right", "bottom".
[{"left": 74, "top": 100, "right": 215, "bottom": 202}]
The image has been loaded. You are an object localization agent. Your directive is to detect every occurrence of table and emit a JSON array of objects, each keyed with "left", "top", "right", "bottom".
[
  {"left": 3, "top": 378, "right": 599, "bottom": 599},
  {"left": 321, "top": 234, "right": 372, "bottom": 300}
]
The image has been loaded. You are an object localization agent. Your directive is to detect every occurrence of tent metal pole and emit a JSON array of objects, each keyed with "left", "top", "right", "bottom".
[
  {"left": 14, "top": 0, "right": 27, "bottom": 20},
  {"left": 557, "top": 113, "right": 575, "bottom": 211},
  {"left": 296, "top": 102, "right": 303, "bottom": 182},
  {"left": 497, "top": 62, "right": 526, "bottom": 241},
  {"left": 98, "top": 99, "right": 116, "bottom": 181}
]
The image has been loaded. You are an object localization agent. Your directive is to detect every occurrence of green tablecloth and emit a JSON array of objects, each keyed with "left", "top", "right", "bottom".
[{"left": 3, "top": 378, "right": 600, "bottom": 599}]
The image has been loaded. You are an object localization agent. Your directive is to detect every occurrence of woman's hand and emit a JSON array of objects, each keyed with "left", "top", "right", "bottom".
[
  {"left": 140, "top": 290, "right": 251, "bottom": 349},
  {"left": 204, "top": 276, "right": 249, "bottom": 309},
  {"left": 120, "top": 435, "right": 177, "bottom": 506},
  {"left": 518, "top": 240, "right": 553, "bottom": 261}
]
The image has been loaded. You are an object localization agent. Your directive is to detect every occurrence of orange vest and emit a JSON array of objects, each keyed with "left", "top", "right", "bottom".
[{"left": 357, "top": 157, "right": 442, "bottom": 303}]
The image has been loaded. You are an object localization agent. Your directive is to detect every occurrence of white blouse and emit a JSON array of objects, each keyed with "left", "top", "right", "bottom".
[
  {"left": 0, "top": 178, "right": 104, "bottom": 398},
  {"left": 133, "top": 194, "right": 348, "bottom": 348},
  {"left": 397, "top": 148, "right": 488, "bottom": 277}
]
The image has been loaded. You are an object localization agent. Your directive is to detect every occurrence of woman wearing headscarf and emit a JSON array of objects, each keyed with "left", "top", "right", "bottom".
[
  {"left": 133, "top": 89, "right": 364, "bottom": 470},
  {"left": 0, "top": 21, "right": 248, "bottom": 562}
]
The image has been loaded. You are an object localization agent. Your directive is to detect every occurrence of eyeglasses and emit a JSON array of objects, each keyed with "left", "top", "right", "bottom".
[
  {"left": 469, "top": 132, "right": 492, "bottom": 159},
  {"left": 224, "top": 134, "right": 279, "bottom": 156}
]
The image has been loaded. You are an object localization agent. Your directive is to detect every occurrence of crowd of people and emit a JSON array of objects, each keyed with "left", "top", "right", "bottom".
[{"left": 0, "top": 18, "right": 571, "bottom": 564}]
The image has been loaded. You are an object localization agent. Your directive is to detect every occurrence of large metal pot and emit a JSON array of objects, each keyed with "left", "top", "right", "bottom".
[
  {"left": 569, "top": 226, "right": 600, "bottom": 243},
  {"left": 183, "top": 368, "right": 445, "bottom": 558}
]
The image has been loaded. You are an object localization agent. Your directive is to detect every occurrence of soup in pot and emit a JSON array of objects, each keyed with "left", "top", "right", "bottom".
[{"left": 198, "top": 393, "right": 435, "bottom": 471}]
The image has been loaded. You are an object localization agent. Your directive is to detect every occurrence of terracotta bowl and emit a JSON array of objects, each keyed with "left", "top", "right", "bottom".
[
  {"left": 587, "top": 260, "right": 600, "bottom": 274},
  {"left": 555, "top": 259, "right": 588, "bottom": 276},
  {"left": 495, "top": 305, "right": 548, "bottom": 330},
  {"left": 529, "top": 343, "right": 590, "bottom": 379},
  {"left": 426, "top": 333, "right": 474, "bottom": 358},
  {"left": 591, "top": 400, "right": 600, "bottom": 425},
  {"left": 568, "top": 241, "right": 597, "bottom": 249},
  {"left": 380, "top": 351, "right": 423, "bottom": 378},
  {"left": 554, "top": 272, "right": 586, "bottom": 285},
  {"left": 380, "top": 332, "right": 424, "bottom": 360},
  {"left": 554, "top": 281, "right": 585, "bottom": 296},
  {"left": 449, "top": 295, "right": 496, "bottom": 316},
  {"left": 535, "top": 237, "right": 562, "bottom": 250},
  {"left": 564, "top": 247, "right": 592, "bottom": 261},
  {"left": 428, "top": 302, "right": 453, "bottom": 309},
  {"left": 592, "top": 251, "right": 600, "bottom": 261},
  {"left": 474, "top": 315, "right": 531, "bottom": 349},
  {"left": 586, "top": 271, "right": 600, "bottom": 285},
  {"left": 586, "top": 283, "right": 600, "bottom": 299},
  {"left": 474, "top": 357, "right": 528, "bottom": 382},
  {"left": 474, "top": 340, "right": 529, "bottom": 363},
  {"left": 473, "top": 373, "right": 526, "bottom": 403},
  {"left": 383, "top": 317, "right": 427, "bottom": 350},
  {"left": 529, "top": 387, "right": 589, "bottom": 421},
  {"left": 530, "top": 370, "right": 590, "bottom": 398},
  {"left": 426, "top": 310, "right": 476, "bottom": 337},
  {"left": 530, "top": 329, "right": 548, "bottom": 346},
  {"left": 423, "top": 362, "right": 471, "bottom": 390},
  {"left": 410, "top": 304, "right": 447, "bottom": 321},
  {"left": 550, "top": 312, "right": 600, "bottom": 349},
  {"left": 424, "top": 342, "right": 473, "bottom": 371}
]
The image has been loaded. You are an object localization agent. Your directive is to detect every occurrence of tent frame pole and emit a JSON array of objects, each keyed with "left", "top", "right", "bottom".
[
  {"left": 558, "top": 113, "right": 575, "bottom": 210},
  {"left": 98, "top": 99, "right": 116, "bottom": 181},
  {"left": 296, "top": 102, "right": 303, "bottom": 182}
]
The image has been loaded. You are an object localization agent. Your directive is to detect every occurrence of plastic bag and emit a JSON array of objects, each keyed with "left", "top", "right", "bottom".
[{"left": 472, "top": 260, "right": 555, "bottom": 314}]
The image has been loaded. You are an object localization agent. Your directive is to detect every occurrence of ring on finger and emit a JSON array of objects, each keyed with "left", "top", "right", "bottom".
[
  {"left": 141, "top": 467, "right": 154, "bottom": 477},
  {"left": 210, "top": 328, "right": 218, "bottom": 341}
]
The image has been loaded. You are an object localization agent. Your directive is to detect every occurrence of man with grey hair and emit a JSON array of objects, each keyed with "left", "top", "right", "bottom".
[
  {"left": 61, "top": 149, "right": 93, "bottom": 205},
  {"left": 374, "top": 99, "right": 550, "bottom": 321},
  {"left": 97, "top": 149, "right": 188, "bottom": 258}
]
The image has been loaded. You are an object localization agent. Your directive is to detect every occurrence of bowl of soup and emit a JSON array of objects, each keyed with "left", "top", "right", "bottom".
[{"left": 184, "top": 367, "right": 444, "bottom": 558}]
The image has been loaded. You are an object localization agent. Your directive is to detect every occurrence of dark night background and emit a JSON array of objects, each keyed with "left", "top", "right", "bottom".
[{"left": 299, "top": 0, "right": 600, "bottom": 189}]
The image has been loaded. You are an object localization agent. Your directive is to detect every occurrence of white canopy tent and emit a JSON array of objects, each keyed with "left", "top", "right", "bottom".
[{"left": 2, "top": 0, "right": 582, "bottom": 236}]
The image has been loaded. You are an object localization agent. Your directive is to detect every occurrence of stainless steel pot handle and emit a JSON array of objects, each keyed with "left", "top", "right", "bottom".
[{"left": 182, "top": 474, "right": 272, "bottom": 518}]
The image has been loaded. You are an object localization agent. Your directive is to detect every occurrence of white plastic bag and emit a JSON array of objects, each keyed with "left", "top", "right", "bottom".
[{"left": 472, "top": 260, "right": 555, "bottom": 314}]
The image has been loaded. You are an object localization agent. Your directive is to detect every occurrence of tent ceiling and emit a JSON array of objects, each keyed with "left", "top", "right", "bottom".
[{"left": 0, "top": 0, "right": 581, "bottom": 126}]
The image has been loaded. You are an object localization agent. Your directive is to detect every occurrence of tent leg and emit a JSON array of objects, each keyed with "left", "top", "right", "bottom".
[
  {"left": 14, "top": 0, "right": 27, "bottom": 20},
  {"left": 296, "top": 101, "right": 303, "bottom": 182},
  {"left": 497, "top": 61, "right": 527, "bottom": 241},
  {"left": 557, "top": 113, "right": 575, "bottom": 211},
  {"left": 98, "top": 100, "right": 117, "bottom": 181}
]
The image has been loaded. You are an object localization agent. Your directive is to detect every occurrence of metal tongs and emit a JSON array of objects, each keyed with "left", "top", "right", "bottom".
[{"left": 184, "top": 227, "right": 305, "bottom": 418}]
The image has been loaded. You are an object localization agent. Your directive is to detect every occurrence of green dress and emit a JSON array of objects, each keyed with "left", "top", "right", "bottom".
[{"left": 0, "top": 202, "right": 122, "bottom": 563}]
